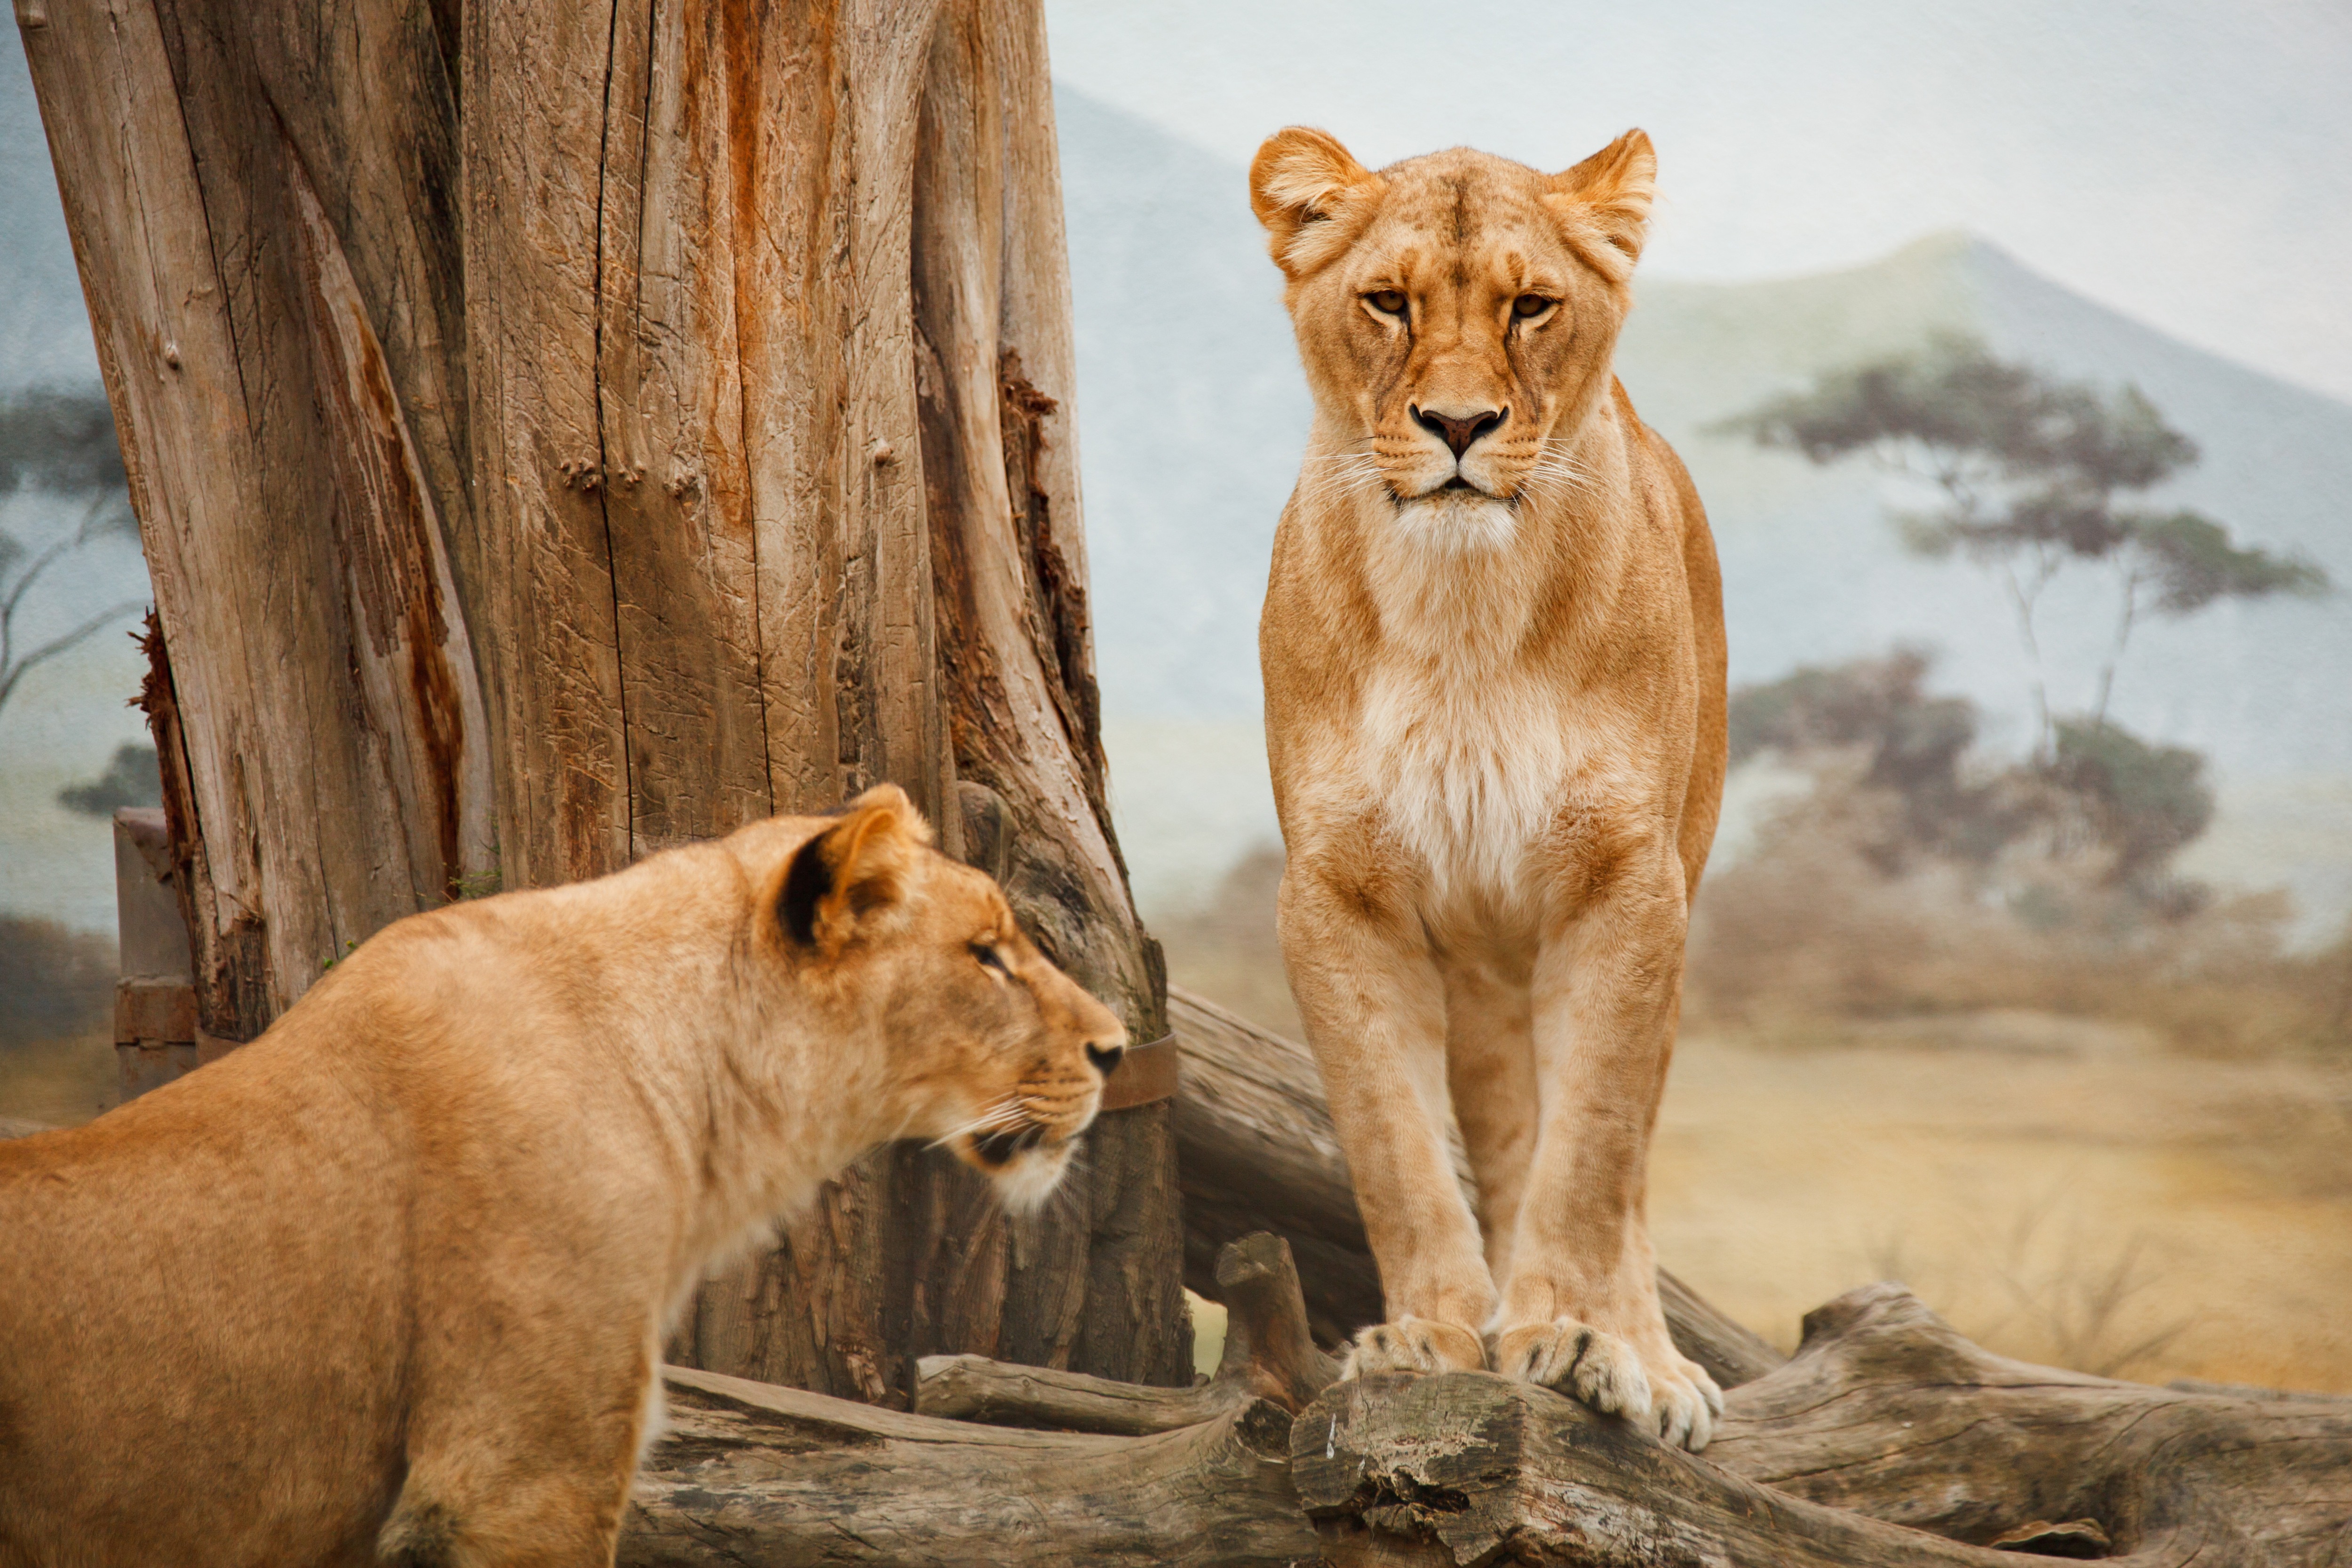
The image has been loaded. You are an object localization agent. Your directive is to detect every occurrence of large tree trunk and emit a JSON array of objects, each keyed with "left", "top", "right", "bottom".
[{"left": 20, "top": 0, "right": 1185, "bottom": 1400}]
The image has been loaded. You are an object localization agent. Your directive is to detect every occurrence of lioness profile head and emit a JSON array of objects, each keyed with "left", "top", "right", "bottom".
[
  {"left": 1249, "top": 127, "right": 1655, "bottom": 552},
  {"left": 751, "top": 784, "right": 1127, "bottom": 1210}
]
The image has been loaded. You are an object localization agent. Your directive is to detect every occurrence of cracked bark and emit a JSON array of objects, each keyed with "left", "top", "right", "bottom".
[{"left": 23, "top": 0, "right": 1182, "bottom": 1404}]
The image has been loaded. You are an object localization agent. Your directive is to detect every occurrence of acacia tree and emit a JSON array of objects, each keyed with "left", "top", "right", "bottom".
[
  {"left": 1722, "top": 335, "right": 2327, "bottom": 752},
  {"left": 0, "top": 389, "right": 144, "bottom": 725},
  {"left": 21, "top": 0, "right": 1186, "bottom": 1400}
]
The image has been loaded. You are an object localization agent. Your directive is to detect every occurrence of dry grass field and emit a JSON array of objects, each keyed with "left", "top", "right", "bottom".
[
  {"left": 0, "top": 1027, "right": 115, "bottom": 1129},
  {"left": 1652, "top": 1015, "right": 2352, "bottom": 1392}
]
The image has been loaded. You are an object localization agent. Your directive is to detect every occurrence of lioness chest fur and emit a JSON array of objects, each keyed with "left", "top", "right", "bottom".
[
  {"left": 0, "top": 786, "right": 1124, "bottom": 1566},
  {"left": 1252, "top": 128, "right": 1730, "bottom": 1449}
]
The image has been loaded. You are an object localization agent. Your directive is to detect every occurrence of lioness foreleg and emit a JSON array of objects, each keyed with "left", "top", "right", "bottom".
[
  {"left": 1278, "top": 859, "right": 1491, "bottom": 1377},
  {"left": 1441, "top": 955, "right": 1540, "bottom": 1288},
  {"left": 378, "top": 1346, "right": 655, "bottom": 1566},
  {"left": 1488, "top": 854, "right": 1722, "bottom": 1451}
]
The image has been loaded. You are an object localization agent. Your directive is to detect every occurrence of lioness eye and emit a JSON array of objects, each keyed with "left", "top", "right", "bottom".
[
  {"left": 971, "top": 942, "right": 1009, "bottom": 976},
  {"left": 1366, "top": 290, "right": 1406, "bottom": 317},
  {"left": 1513, "top": 294, "right": 1552, "bottom": 318}
]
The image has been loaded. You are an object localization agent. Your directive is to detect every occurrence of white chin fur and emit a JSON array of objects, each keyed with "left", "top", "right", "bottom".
[
  {"left": 990, "top": 1140, "right": 1077, "bottom": 1215},
  {"left": 1394, "top": 491, "right": 1517, "bottom": 552}
]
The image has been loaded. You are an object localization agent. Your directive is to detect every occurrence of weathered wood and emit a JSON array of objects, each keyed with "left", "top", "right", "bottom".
[
  {"left": 1295, "top": 1371, "right": 2008, "bottom": 1568},
  {"left": 1711, "top": 1282, "right": 2352, "bottom": 1565},
  {"left": 1290, "top": 1282, "right": 2352, "bottom": 1567},
  {"left": 21, "top": 0, "right": 491, "bottom": 1042},
  {"left": 900, "top": 0, "right": 1186, "bottom": 1392},
  {"left": 1171, "top": 986, "right": 1783, "bottom": 1390},
  {"left": 915, "top": 1353, "right": 1247, "bottom": 1436},
  {"left": 621, "top": 1365, "right": 1319, "bottom": 1568},
  {"left": 915, "top": 1231, "right": 1335, "bottom": 1435},
  {"left": 25, "top": 0, "right": 1185, "bottom": 1407}
]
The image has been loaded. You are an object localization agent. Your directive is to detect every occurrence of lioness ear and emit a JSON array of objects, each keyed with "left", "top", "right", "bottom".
[
  {"left": 779, "top": 784, "right": 934, "bottom": 952},
  {"left": 1544, "top": 128, "right": 1656, "bottom": 285},
  {"left": 1249, "top": 126, "right": 1382, "bottom": 279}
]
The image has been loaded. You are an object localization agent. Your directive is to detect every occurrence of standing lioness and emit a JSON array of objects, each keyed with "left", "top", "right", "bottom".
[
  {"left": 1253, "top": 128, "right": 1728, "bottom": 1449},
  {"left": 0, "top": 786, "right": 1125, "bottom": 1566}
]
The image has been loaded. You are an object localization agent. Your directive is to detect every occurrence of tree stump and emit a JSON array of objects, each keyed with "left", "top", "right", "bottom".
[{"left": 20, "top": 0, "right": 1184, "bottom": 1401}]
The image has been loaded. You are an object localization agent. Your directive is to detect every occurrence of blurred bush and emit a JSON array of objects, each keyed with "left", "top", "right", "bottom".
[
  {"left": 0, "top": 916, "right": 113, "bottom": 1048},
  {"left": 1691, "top": 653, "right": 2351, "bottom": 1056}
]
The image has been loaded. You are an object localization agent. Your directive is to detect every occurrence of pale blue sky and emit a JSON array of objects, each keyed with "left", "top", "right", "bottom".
[{"left": 1044, "top": 0, "right": 2352, "bottom": 404}]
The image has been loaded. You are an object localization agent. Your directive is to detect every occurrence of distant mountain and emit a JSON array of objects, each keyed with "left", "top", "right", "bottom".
[
  {"left": 1056, "top": 85, "right": 2352, "bottom": 920},
  {"left": 1057, "top": 84, "right": 1309, "bottom": 722}
]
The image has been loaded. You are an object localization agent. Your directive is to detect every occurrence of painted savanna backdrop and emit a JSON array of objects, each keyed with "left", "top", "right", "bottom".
[{"left": 2, "top": 0, "right": 2346, "bottom": 1390}]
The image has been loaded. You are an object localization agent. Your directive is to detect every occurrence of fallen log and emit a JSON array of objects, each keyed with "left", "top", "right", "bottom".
[
  {"left": 1290, "top": 1281, "right": 2352, "bottom": 1567},
  {"left": 1712, "top": 1281, "right": 2352, "bottom": 1564},
  {"left": 623, "top": 1365, "right": 1315, "bottom": 1568},
  {"left": 1170, "top": 984, "right": 1785, "bottom": 1389},
  {"left": 624, "top": 1234, "right": 1330, "bottom": 1566}
]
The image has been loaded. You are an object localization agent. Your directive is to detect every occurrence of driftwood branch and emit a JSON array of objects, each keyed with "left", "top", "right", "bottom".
[
  {"left": 914, "top": 1230, "right": 1338, "bottom": 1435},
  {"left": 1291, "top": 1281, "right": 2352, "bottom": 1567},
  {"left": 1169, "top": 985, "right": 1785, "bottom": 1390}
]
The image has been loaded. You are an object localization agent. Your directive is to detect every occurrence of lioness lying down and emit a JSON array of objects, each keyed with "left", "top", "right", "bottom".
[
  {"left": 0, "top": 785, "right": 1124, "bottom": 1566},
  {"left": 1252, "top": 128, "right": 1729, "bottom": 1449}
]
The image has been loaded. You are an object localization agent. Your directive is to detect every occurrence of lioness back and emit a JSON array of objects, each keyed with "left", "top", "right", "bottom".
[
  {"left": 0, "top": 787, "right": 1126, "bottom": 1566},
  {"left": 1250, "top": 128, "right": 1728, "bottom": 1450}
]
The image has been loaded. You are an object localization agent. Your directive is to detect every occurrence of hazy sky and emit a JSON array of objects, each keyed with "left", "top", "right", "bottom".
[{"left": 1044, "top": 0, "right": 2352, "bottom": 405}]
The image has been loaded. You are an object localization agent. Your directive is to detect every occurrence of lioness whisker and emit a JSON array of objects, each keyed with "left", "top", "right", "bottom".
[{"left": 924, "top": 1096, "right": 1028, "bottom": 1149}]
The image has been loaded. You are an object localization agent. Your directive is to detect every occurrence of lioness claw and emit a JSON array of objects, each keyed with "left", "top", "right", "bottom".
[
  {"left": 1494, "top": 1319, "right": 1720, "bottom": 1451},
  {"left": 1340, "top": 1317, "right": 1486, "bottom": 1379}
]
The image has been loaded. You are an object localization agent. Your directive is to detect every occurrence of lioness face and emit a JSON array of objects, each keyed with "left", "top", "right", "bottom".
[
  {"left": 1250, "top": 128, "right": 1656, "bottom": 550},
  {"left": 768, "top": 786, "right": 1128, "bottom": 1212}
]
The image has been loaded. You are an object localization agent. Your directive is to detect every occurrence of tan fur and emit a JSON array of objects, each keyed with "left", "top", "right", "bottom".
[
  {"left": 0, "top": 785, "right": 1124, "bottom": 1566},
  {"left": 1251, "top": 128, "right": 1730, "bottom": 1449}
]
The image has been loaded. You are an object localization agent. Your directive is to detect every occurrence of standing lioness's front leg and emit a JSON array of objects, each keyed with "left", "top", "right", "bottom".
[
  {"left": 1277, "top": 853, "right": 1493, "bottom": 1377},
  {"left": 1490, "top": 841, "right": 1723, "bottom": 1451}
]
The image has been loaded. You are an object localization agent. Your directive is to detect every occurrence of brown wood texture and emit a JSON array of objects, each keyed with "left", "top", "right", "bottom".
[
  {"left": 22, "top": 0, "right": 1183, "bottom": 1404},
  {"left": 1292, "top": 1283, "right": 2352, "bottom": 1567},
  {"left": 621, "top": 1249, "right": 2347, "bottom": 1564},
  {"left": 914, "top": 1231, "right": 1337, "bottom": 1436},
  {"left": 19, "top": 0, "right": 490, "bottom": 1043},
  {"left": 1171, "top": 985, "right": 1784, "bottom": 1390},
  {"left": 622, "top": 1366, "right": 1319, "bottom": 1568},
  {"left": 1712, "top": 1282, "right": 2352, "bottom": 1565}
]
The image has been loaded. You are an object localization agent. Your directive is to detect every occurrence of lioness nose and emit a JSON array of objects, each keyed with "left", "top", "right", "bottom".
[
  {"left": 1085, "top": 1041, "right": 1125, "bottom": 1078},
  {"left": 1413, "top": 404, "right": 1505, "bottom": 458}
]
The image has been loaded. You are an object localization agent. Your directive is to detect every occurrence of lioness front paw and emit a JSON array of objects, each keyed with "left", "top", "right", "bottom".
[
  {"left": 1339, "top": 1317, "right": 1486, "bottom": 1379},
  {"left": 1491, "top": 1319, "right": 1723, "bottom": 1451}
]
